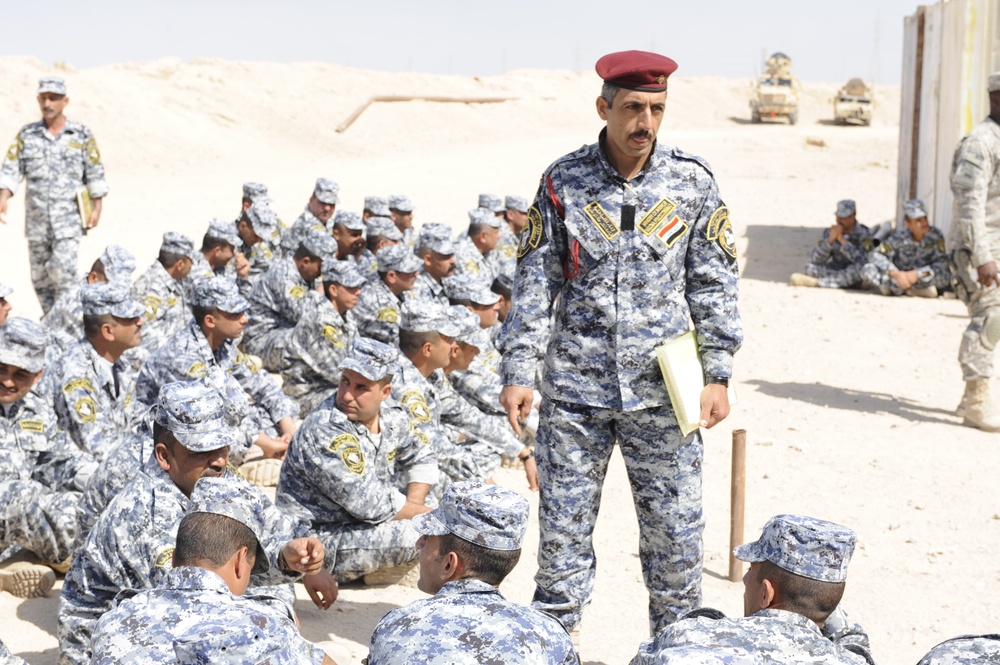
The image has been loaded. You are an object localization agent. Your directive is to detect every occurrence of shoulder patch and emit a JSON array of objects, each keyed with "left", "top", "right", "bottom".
[
  {"left": 186, "top": 361, "right": 208, "bottom": 378},
  {"left": 85, "top": 137, "right": 101, "bottom": 165},
  {"left": 154, "top": 546, "right": 175, "bottom": 568},
  {"left": 74, "top": 397, "right": 97, "bottom": 423},
  {"left": 517, "top": 206, "right": 547, "bottom": 260},
  {"left": 143, "top": 294, "right": 162, "bottom": 319},
  {"left": 6, "top": 137, "right": 22, "bottom": 161},
  {"left": 706, "top": 206, "right": 736, "bottom": 262},
  {"left": 386, "top": 449, "right": 397, "bottom": 462},
  {"left": 18, "top": 420, "right": 45, "bottom": 433},
  {"left": 400, "top": 389, "right": 432, "bottom": 423},
  {"left": 321, "top": 325, "right": 345, "bottom": 347},
  {"left": 341, "top": 446, "right": 365, "bottom": 475},
  {"left": 327, "top": 432, "right": 359, "bottom": 454},
  {"left": 375, "top": 307, "right": 399, "bottom": 323},
  {"left": 289, "top": 284, "right": 306, "bottom": 300},
  {"left": 63, "top": 378, "right": 95, "bottom": 394}
]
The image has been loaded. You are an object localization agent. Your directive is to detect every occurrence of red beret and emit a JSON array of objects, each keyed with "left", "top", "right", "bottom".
[{"left": 595, "top": 50, "right": 678, "bottom": 92}]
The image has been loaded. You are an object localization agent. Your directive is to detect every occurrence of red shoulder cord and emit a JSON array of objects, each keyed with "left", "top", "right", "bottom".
[{"left": 546, "top": 174, "right": 580, "bottom": 279}]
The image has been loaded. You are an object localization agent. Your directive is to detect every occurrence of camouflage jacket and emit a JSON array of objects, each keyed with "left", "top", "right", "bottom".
[
  {"left": 866, "top": 227, "right": 951, "bottom": 288},
  {"left": 353, "top": 278, "right": 403, "bottom": 346},
  {"left": 453, "top": 235, "right": 498, "bottom": 283},
  {"left": 408, "top": 270, "right": 449, "bottom": 306},
  {"left": 280, "top": 208, "right": 326, "bottom": 255},
  {"left": 245, "top": 256, "right": 312, "bottom": 343},
  {"left": 918, "top": 634, "right": 1000, "bottom": 664},
  {"left": 499, "top": 131, "right": 742, "bottom": 410},
  {"left": 810, "top": 223, "right": 873, "bottom": 268},
  {"left": 449, "top": 338, "right": 505, "bottom": 415},
  {"left": 949, "top": 116, "right": 1000, "bottom": 266},
  {"left": 0, "top": 119, "right": 109, "bottom": 240},
  {"left": 133, "top": 260, "right": 190, "bottom": 357}
]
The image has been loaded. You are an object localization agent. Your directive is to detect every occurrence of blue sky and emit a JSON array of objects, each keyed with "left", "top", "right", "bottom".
[{"left": 7, "top": 0, "right": 923, "bottom": 83}]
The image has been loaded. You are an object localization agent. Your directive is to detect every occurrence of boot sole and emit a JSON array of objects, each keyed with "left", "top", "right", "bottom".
[{"left": 0, "top": 566, "right": 56, "bottom": 598}]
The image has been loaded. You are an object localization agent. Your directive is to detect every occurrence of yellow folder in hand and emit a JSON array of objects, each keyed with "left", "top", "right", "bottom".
[
  {"left": 76, "top": 186, "right": 92, "bottom": 233},
  {"left": 655, "top": 331, "right": 736, "bottom": 436}
]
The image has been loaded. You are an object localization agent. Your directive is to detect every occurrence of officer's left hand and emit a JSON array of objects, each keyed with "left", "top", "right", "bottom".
[
  {"left": 699, "top": 384, "right": 730, "bottom": 429},
  {"left": 281, "top": 537, "right": 326, "bottom": 575},
  {"left": 86, "top": 208, "right": 101, "bottom": 230},
  {"left": 303, "top": 569, "right": 339, "bottom": 610}
]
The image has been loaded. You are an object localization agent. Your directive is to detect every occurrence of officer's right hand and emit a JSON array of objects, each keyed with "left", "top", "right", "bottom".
[
  {"left": 827, "top": 225, "right": 843, "bottom": 245},
  {"left": 500, "top": 385, "right": 534, "bottom": 436},
  {"left": 977, "top": 261, "right": 1000, "bottom": 287}
]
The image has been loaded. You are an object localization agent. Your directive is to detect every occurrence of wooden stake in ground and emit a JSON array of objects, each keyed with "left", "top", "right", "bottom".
[{"left": 729, "top": 429, "right": 747, "bottom": 582}]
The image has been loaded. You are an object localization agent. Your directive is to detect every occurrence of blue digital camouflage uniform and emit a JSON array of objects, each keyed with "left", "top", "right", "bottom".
[
  {"left": 133, "top": 247, "right": 194, "bottom": 359},
  {"left": 408, "top": 223, "right": 456, "bottom": 306},
  {"left": 450, "top": 336, "right": 505, "bottom": 415},
  {"left": 498, "top": 128, "right": 742, "bottom": 633},
  {"left": 918, "top": 635, "right": 1000, "bottom": 664},
  {"left": 356, "top": 247, "right": 381, "bottom": 283},
  {"left": 75, "top": 425, "right": 150, "bottom": 547},
  {"left": 240, "top": 203, "right": 282, "bottom": 289},
  {"left": 0, "top": 78, "right": 110, "bottom": 313},
  {"left": 282, "top": 208, "right": 329, "bottom": 255},
  {"left": 493, "top": 221, "right": 520, "bottom": 280},
  {"left": 90, "top": 566, "right": 325, "bottom": 665},
  {"left": 803, "top": 222, "right": 873, "bottom": 288},
  {"left": 453, "top": 231, "right": 499, "bottom": 284},
  {"left": 860, "top": 226, "right": 951, "bottom": 295},
  {"left": 275, "top": 337, "right": 438, "bottom": 582},
  {"left": 410, "top": 271, "right": 449, "bottom": 305},
  {"left": 0, "top": 639, "right": 27, "bottom": 665},
  {"left": 353, "top": 245, "right": 421, "bottom": 345},
  {"left": 58, "top": 460, "right": 304, "bottom": 665}
]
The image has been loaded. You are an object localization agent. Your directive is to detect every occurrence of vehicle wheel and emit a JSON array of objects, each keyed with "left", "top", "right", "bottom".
[
  {"left": 862, "top": 118, "right": 871, "bottom": 127},
  {"left": 788, "top": 111, "right": 798, "bottom": 125},
  {"left": 751, "top": 110, "right": 761, "bottom": 123}
]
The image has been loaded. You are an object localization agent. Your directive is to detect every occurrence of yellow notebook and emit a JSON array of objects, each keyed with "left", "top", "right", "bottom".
[
  {"left": 76, "top": 186, "right": 92, "bottom": 232},
  {"left": 655, "top": 331, "right": 737, "bottom": 436}
]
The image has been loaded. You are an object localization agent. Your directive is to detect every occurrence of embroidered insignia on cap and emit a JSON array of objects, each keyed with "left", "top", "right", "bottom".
[{"left": 657, "top": 75, "right": 666, "bottom": 84}]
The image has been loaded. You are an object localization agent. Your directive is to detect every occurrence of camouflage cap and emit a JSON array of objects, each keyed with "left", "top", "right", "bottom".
[
  {"left": 314, "top": 178, "right": 340, "bottom": 206},
  {"left": 903, "top": 198, "right": 929, "bottom": 220},
  {"left": 154, "top": 380, "right": 242, "bottom": 453},
  {"left": 450, "top": 306, "right": 489, "bottom": 350},
  {"left": 173, "top": 621, "right": 290, "bottom": 664},
  {"left": 98, "top": 244, "right": 137, "bottom": 283},
  {"left": 645, "top": 643, "right": 761, "bottom": 665},
  {"left": 81, "top": 281, "right": 145, "bottom": 318},
  {"left": 443, "top": 274, "right": 500, "bottom": 306},
  {"left": 491, "top": 274, "right": 513, "bottom": 299},
  {"left": 477, "top": 194, "right": 504, "bottom": 213},
  {"left": 376, "top": 244, "right": 421, "bottom": 274},
  {"left": 200, "top": 365, "right": 250, "bottom": 427},
  {"left": 161, "top": 232, "right": 198, "bottom": 260},
  {"left": 241, "top": 181, "right": 271, "bottom": 204},
  {"left": 734, "top": 514, "right": 856, "bottom": 583},
  {"left": 413, "top": 481, "right": 529, "bottom": 551},
  {"left": 0, "top": 317, "right": 48, "bottom": 372},
  {"left": 469, "top": 207, "right": 502, "bottom": 228},
  {"left": 388, "top": 194, "right": 413, "bottom": 212},
  {"left": 38, "top": 76, "right": 67, "bottom": 95},
  {"left": 0, "top": 282, "right": 11, "bottom": 299},
  {"left": 399, "top": 299, "right": 463, "bottom": 337},
  {"left": 835, "top": 200, "right": 856, "bottom": 218},
  {"left": 191, "top": 276, "right": 250, "bottom": 314},
  {"left": 244, "top": 201, "right": 279, "bottom": 233},
  {"left": 366, "top": 217, "right": 404, "bottom": 242},
  {"left": 364, "top": 196, "right": 390, "bottom": 217},
  {"left": 918, "top": 635, "right": 1000, "bottom": 664},
  {"left": 186, "top": 476, "right": 269, "bottom": 575},
  {"left": 333, "top": 210, "right": 365, "bottom": 231},
  {"left": 989, "top": 72, "right": 1000, "bottom": 93},
  {"left": 322, "top": 259, "right": 367, "bottom": 288},
  {"left": 416, "top": 223, "right": 455, "bottom": 255},
  {"left": 504, "top": 195, "right": 529, "bottom": 213},
  {"left": 300, "top": 228, "right": 337, "bottom": 260},
  {"left": 338, "top": 336, "right": 399, "bottom": 382},
  {"left": 205, "top": 218, "right": 241, "bottom": 248}
]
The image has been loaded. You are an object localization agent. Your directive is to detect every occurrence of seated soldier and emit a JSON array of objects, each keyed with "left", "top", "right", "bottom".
[
  {"left": 368, "top": 482, "right": 577, "bottom": 665},
  {"left": 410, "top": 223, "right": 457, "bottom": 306},
  {"left": 631, "top": 514, "right": 873, "bottom": 665},
  {"left": 330, "top": 210, "right": 366, "bottom": 263},
  {"left": 491, "top": 274, "right": 513, "bottom": 343},
  {"left": 135, "top": 276, "right": 297, "bottom": 466},
  {"left": 280, "top": 260, "right": 365, "bottom": 416},
  {"left": 490, "top": 194, "right": 528, "bottom": 281},
  {"left": 132, "top": 232, "right": 196, "bottom": 359},
  {"left": 388, "top": 194, "right": 417, "bottom": 247},
  {"left": 91, "top": 476, "right": 339, "bottom": 664},
  {"left": 245, "top": 229, "right": 336, "bottom": 371},
  {"left": 0, "top": 318, "right": 97, "bottom": 597},
  {"left": 453, "top": 207, "right": 502, "bottom": 283},
  {"left": 361, "top": 217, "right": 404, "bottom": 283},
  {"left": 58, "top": 379, "right": 333, "bottom": 665},
  {"left": 352, "top": 244, "right": 421, "bottom": 345},
  {"left": 281, "top": 178, "right": 339, "bottom": 256},
  {"left": 443, "top": 274, "right": 505, "bottom": 416},
  {"left": 46, "top": 281, "right": 145, "bottom": 459},
  {"left": 861, "top": 198, "right": 951, "bottom": 297},
  {"left": 236, "top": 201, "right": 281, "bottom": 290},
  {"left": 363, "top": 195, "right": 390, "bottom": 223},
  {"left": 790, "top": 199, "right": 872, "bottom": 289},
  {"left": 188, "top": 218, "right": 250, "bottom": 290},
  {"left": 917, "top": 635, "right": 1000, "bottom": 664},
  {"left": 275, "top": 337, "right": 438, "bottom": 585}
]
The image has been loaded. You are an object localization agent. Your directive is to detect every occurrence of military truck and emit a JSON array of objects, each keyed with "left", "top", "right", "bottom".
[
  {"left": 833, "top": 78, "right": 873, "bottom": 126},
  {"left": 750, "top": 52, "right": 801, "bottom": 124}
]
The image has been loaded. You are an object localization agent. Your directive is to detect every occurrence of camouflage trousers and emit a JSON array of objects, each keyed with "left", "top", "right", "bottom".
[
  {"left": 317, "top": 519, "right": 419, "bottom": 583},
  {"left": 861, "top": 262, "right": 952, "bottom": 295},
  {"left": 804, "top": 262, "right": 863, "bottom": 288},
  {"left": 29, "top": 235, "right": 80, "bottom": 315},
  {"left": 0, "top": 479, "right": 80, "bottom": 564},
  {"left": 957, "top": 282, "right": 1000, "bottom": 381},
  {"left": 532, "top": 400, "right": 704, "bottom": 635}
]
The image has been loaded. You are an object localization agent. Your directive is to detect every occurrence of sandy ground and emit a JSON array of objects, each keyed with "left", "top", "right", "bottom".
[{"left": 1, "top": 56, "right": 998, "bottom": 665}]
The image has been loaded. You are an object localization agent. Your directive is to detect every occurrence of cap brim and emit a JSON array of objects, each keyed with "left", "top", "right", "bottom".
[
  {"left": 412, "top": 510, "right": 449, "bottom": 537},
  {"left": 174, "top": 425, "right": 242, "bottom": 453},
  {"left": 732, "top": 540, "right": 766, "bottom": 563},
  {"left": 471, "top": 292, "right": 501, "bottom": 306},
  {"left": 0, "top": 349, "right": 43, "bottom": 373},
  {"left": 220, "top": 296, "right": 251, "bottom": 314},
  {"left": 315, "top": 194, "right": 338, "bottom": 205},
  {"left": 339, "top": 357, "right": 386, "bottom": 382},
  {"left": 111, "top": 300, "right": 147, "bottom": 319}
]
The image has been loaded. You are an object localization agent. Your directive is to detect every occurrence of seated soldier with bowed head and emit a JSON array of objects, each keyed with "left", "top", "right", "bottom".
[
  {"left": 368, "top": 481, "right": 578, "bottom": 665},
  {"left": 790, "top": 199, "right": 872, "bottom": 289},
  {"left": 631, "top": 514, "right": 874, "bottom": 665},
  {"left": 90, "top": 476, "right": 339, "bottom": 665}
]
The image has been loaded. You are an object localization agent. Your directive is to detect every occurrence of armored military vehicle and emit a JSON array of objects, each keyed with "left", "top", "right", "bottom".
[
  {"left": 833, "top": 78, "right": 873, "bottom": 126},
  {"left": 750, "top": 52, "right": 800, "bottom": 124}
]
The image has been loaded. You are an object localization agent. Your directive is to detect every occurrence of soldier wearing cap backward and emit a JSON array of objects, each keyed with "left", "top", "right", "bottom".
[
  {"left": 279, "top": 260, "right": 365, "bottom": 415},
  {"left": 0, "top": 317, "right": 98, "bottom": 598},
  {"left": 410, "top": 223, "right": 457, "bottom": 306},
  {"left": 860, "top": 198, "right": 950, "bottom": 298},
  {"left": 131, "top": 232, "right": 197, "bottom": 363},
  {"left": 368, "top": 482, "right": 578, "bottom": 665},
  {"left": 632, "top": 515, "right": 873, "bottom": 665},
  {"left": 0, "top": 77, "right": 109, "bottom": 314},
  {"left": 281, "top": 177, "right": 340, "bottom": 255},
  {"left": 90, "top": 476, "right": 337, "bottom": 665},
  {"left": 790, "top": 199, "right": 873, "bottom": 289},
  {"left": 499, "top": 50, "right": 742, "bottom": 636},
  {"left": 44, "top": 281, "right": 145, "bottom": 459},
  {"left": 948, "top": 71, "right": 1000, "bottom": 432},
  {"left": 276, "top": 337, "right": 439, "bottom": 583},
  {"left": 245, "top": 229, "right": 337, "bottom": 371},
  {"left": 59, "top": 379, "right": 333, "bottom": 665},
  {"left": 135, "top": 276, "right": 299, "bottom": 464},
  {"left": 352, "top": 244, "right": 422, "bottom": 345}
]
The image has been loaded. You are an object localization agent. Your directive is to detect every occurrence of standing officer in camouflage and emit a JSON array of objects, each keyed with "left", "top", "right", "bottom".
[
  {"left": 949, "top": 72, "right": 1000, "bottom": 432},
  {"left": 0, "top": 77, "right": 109, "bottom": 314},
  {"left": 790, "top": 199, "right": 872, "bottom": 289},
  {"left": 499, "top": 50, "right": 742, "bottom": 636}
]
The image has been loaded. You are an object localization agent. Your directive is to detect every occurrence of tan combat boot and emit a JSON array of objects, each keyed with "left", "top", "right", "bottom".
[
  {"left": 0, "top": 558, "right": 56, "bottom": 598},
  {"left": 962, "top": 379, "right": 1000, "bottom": 432},
  {"left": 363, "top": 560, "right": 420, "bottom": 588},
  {"left": 789, "top": 273, "right": 819, "bottom": 287},
  {"left": 905, "top": 285, "right": 938, "bottom": 298}
]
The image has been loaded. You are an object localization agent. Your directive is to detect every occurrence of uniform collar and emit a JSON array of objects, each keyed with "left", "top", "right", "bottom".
[
  {"left": 161, "top": 564, "right": 233, "bottom": 593},
  {"left": 437, "top": 578, "right": 502, "bottom": 597},
  {"left": 750, "top": 608, "right": 823, "bottom": 635},
  {"left": 596, "top": 127, "right": 664, "bottom": 183}
]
